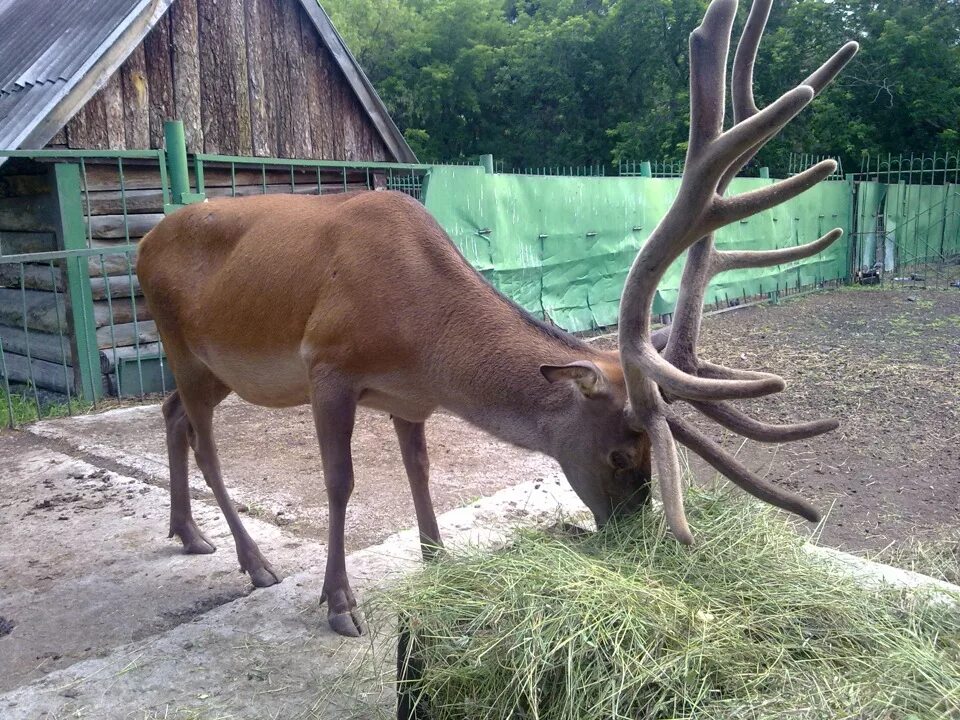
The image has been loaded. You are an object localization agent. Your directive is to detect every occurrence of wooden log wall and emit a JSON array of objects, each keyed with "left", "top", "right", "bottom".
[
  {"left": 60, "top": 0, "right": 393, "bottom": 162},
  {"left": 0, "top": 164, "right": 75, "bottom": 394}
]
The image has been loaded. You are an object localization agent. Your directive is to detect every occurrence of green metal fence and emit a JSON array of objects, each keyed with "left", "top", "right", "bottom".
[{"left": 851, "top": 151, "right": 960, "bottom": 289}]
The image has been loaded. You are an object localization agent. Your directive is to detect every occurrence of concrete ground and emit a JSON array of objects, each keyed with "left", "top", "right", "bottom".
[{"left": 0, "top": 400, "right": 581, "bottom": 719}]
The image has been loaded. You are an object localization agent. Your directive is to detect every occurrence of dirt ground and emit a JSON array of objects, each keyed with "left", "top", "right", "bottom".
[{"left": 596, "top": 288, "right": 960, "bottom": 553}]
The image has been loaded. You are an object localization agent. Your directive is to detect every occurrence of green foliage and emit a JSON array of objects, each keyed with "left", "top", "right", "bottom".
[
  {"left": 321, "top": 0, "right": 960, "bottom": 173},
  {"left": 388, "top": 491, "right": 960, "bottom": 719}
]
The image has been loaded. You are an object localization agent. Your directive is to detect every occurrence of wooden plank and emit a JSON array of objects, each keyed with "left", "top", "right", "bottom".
[
  {"left": 0, "top": 231, "right": 57, "bottom": 254},
  {"left": 0, "top": 288, "right": 67, "bottom": 333},
  {"left": 281, "top": 0, "right": 312, "bottom": 158},
  {"left": 244, "top": 0, "right": 272, "bottom": 156},
  {"left": 90, "top": 274, "right": 141, "bottom": 301},
  {"left": 0, "top": 324, "right": 73, "bottom": 365},
  {"left": 143, "top": 11, "right": 175, "bottom": 149},
  {"left": 197, "top": 0, "right": 252, "bottom": 155},
  {"left": 87, "top": 188, "right": 166, "bottom": 215},
  {"left": 97, "top": 320, "right": 158, "bottom": 349},
  {"left": 0, "top": 262, "right": 64, "bottom": 292},
  {"left": 80, "top": 161, "right": 374, "bottom": 192},
  {"left": 300, "top": 5, "right": 330, "bottom": 158},
  {"left": 7, "top": 263, "right": 142, "bottom": 300},
  {"left": 0, "top": 174, "right": 51, "bottom": 199},
  {"left": 103, "top": 72, "right": 126, "bottom": 149},
  {"left": 86, "top": 213, "right": 164, "bottom": 240},
  {"left": 0, "top": 349, "right": 73, "bottom": 394},
  {"left": 0, "top": 195, "right": 58, "bottom": 232},
  {"left": 81, "top": 163, "right": 166, "bottom": 192},
  {"left": 171, "top": 0, "right": 203, "bottom": 152},
  {"left": 121, "top": 44, "right": 151, "bottom": 149},
  {"left": 92, "top": 296, "right": 151, "bottom": 328},
  {"left": 86, "top": 252, "right": 138, "bottom": 277},
  {"left": 79, "top": 91, "right": 111, "bottom": 149},
  {"left": 325, "top": 50, "right": 347, "bottom": 158}
]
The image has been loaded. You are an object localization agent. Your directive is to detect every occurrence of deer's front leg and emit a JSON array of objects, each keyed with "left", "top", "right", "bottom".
[
  {"left": 392, "top": 417, "right": 444, "bottom": 561},
  {"left": 310, "top": 370, "right": 365, "bottom": 637}
]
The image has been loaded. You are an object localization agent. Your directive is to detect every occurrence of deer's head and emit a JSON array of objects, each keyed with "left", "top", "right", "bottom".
[
  {"left": 550, "top": 0, "right": 858, "bottom": 539},
  {"left": 540, "top": 356, "right": 653, "bottom": 525}
]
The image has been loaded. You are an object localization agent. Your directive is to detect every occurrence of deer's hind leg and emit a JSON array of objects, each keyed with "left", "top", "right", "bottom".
[
  {"left": 163, "top": 389, "right": 215, "bottom": 554},
  {"left": 166, "top": 353, "right": 279, "bottom": 588}
]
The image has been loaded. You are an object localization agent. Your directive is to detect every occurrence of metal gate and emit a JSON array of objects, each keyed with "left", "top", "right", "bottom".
[{"left": 851, "top": 152, "right": 960, "bottom": 290}]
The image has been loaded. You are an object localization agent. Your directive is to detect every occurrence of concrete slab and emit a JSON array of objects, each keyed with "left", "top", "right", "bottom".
[
  {"left": 0, "top": 448, "right": 328, "bottom": 693},
  {"left": 0, "top": 473, "right": 587, "bottom": 719},
  {"left": 28, "top": 397, "right": 566, "bottom": 551}
]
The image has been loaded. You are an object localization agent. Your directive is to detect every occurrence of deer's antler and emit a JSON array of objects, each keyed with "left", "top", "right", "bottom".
[{"left": 618, "top": 0, "right": 858, "bottom": 544}]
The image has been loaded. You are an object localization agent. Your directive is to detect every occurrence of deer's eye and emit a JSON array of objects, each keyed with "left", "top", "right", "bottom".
[{"left": 609, "top": 450, "right": 632, "bottom": 470}]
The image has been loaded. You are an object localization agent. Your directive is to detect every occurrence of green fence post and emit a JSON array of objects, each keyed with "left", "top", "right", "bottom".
[
  {"left": 760, "top": 167, "right": 770, "bottom": 179},
  {"left": 845, "top": 173, "right": 857, "bottom": 281},
  {"left": 54, "top": 163, "right": 102, "bottom": 401},
  {"left": 479, "top": 154, "right": 495, "bottom": 174},
  {"left": 164, "top": 120, "right": 205, "bottom": 211},
  {"left": 640, "top": 161, "right": 652, "bottom": 178}
]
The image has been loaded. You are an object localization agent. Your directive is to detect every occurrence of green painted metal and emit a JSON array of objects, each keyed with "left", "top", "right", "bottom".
[
  {"left": 0, "top": 149, "right": 165, "bottom": 159},
  {"left": 423, "top": 166, "right": 852, "bottom": 332},
  {"left": 163, "top": 120, "right": 205, "bottom": 210},
  {"left": 192, "top": 152, "right": 431, "bottom": 172},
  {"left": 760, "top": 167, "right": 770, "bottom": 179},
  {"left": 53, "top": 163, "right": 102, "bottom": 401}
]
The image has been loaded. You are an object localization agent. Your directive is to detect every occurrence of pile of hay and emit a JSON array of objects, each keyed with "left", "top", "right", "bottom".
[{"left": 389, "top": 492, "right": 960, "bottom": 719}]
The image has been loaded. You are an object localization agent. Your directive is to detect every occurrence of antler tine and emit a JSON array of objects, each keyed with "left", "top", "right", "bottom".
[
  {"left": 804, "top": 41, "right": 860, "bottom": 96},
  {"left": 711, "top": 159, "right": 836, "bottom": 228},
  {"left": 687, "top": 0, "right": 738, "bottom": 157},
  {"left": 647, "top": 411, "right": 694, "bottom": 544},
  {"left": 713, "top": 228, "right": 843, "bottom": 271},
  {"left": 689, "top": 400, "right": 839, "bottom": 442},
  {"left": 667, "top": 414, "right": 821, "bottom": 522},
  {"left": 731, "top": 0, "right": 771, "bottom": 124}
]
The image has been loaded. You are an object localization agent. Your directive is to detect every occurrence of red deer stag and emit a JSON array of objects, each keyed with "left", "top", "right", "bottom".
[{"left": 138, "top": 0, "right": 857, "bottom": 637}]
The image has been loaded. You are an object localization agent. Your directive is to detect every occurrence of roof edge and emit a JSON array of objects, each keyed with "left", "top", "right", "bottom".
[{"left": 305, "top": 1, "right": 418, "bottom": 164}]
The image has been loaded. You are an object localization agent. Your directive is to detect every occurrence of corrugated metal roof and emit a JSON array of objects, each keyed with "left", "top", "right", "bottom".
[
  {"left": 0, "top": 0, "right": 139, "bottom": 94},
  {"left": 0, "top": 0, "right": 416, "bottom": 163},
  {"left": 0, "top": 0, "right": 162, "bottom": 153}
]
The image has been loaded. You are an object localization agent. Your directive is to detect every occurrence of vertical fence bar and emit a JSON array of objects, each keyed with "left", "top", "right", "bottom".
[
  {"left": 0, "top": 336, "right": 14, "bottom": 428},
  {"left": 54, "top": 163, "right": 102, "bottom": 402},
  {"left": 17, "top": 263, "right": 41, "bottom": 416},
  {"left": 47, "top": 260, "right": 74, "bottom": 414}
]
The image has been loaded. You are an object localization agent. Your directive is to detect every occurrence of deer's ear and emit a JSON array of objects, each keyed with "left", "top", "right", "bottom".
[{"left": 540, "top": 361, "right": 608, "bottom": 398}]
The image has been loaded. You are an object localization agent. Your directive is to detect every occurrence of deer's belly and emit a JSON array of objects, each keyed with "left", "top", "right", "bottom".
[{"left": 200, "top": 348, "right": 311, "bottom": 408}]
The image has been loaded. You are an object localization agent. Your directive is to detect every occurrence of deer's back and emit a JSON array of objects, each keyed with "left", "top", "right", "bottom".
[{"left": 138, "top": 191, "right": 486, "bottom": 407}]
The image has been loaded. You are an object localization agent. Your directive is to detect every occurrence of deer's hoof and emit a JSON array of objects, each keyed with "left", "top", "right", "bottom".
[
  {"left": 248, "top": 564, "right": 280, "bottom": 588},
  {"left": 172, "top": 521, "right": 217, "bottom": 554},
  {"left": 329, "top": 609, "right": 366, "bottom": 637}
]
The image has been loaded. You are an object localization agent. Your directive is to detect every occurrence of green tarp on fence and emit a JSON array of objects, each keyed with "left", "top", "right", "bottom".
[
  {"left": 851, "top": 181, "right": 960, "bottom": 271},
  {"left": 423, "top": 166, "right": 852, "bottom": 332}
]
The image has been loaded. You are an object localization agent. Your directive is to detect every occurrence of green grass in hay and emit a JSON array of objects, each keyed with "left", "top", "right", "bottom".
[{"left": 387, "top": 492, "right": 960, "bottom": 720}]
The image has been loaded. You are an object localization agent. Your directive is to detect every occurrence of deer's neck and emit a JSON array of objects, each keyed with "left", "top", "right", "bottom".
[{"left": 437, "top": 327, "right": 594, "bottom": 457}]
